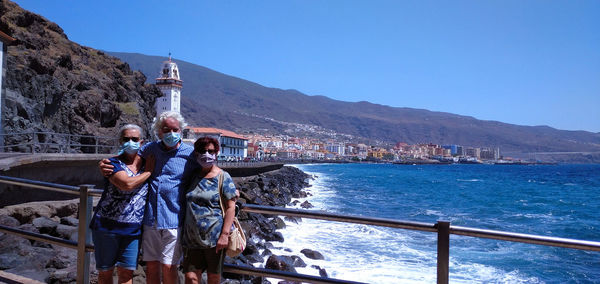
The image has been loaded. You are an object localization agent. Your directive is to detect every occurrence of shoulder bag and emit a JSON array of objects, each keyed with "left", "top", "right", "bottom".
[{"left": 218, "top": 171, "right": 246, "bottom": 257}]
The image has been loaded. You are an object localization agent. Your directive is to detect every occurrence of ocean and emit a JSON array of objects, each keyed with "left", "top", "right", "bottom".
[{"left": 265, "top": 163, "right": 600, "bottom": 283}]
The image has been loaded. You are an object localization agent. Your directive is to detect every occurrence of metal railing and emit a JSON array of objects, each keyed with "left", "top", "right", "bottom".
[
  {"left": 0, "top": 131, "right": 118, "bottom": 154},
  {"left": 0, "top": 175, "right": 599, "bottom": 283},
  {"left": 232, "top": 204, "right": 600, "bottom": 284},
  {"left": 0, "top": 175, "right": 102, "bottom": 283}
]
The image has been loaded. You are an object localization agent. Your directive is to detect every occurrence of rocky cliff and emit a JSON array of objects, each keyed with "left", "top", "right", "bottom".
[{"left": 0, "top": 0, "right": 161, "bottom": 150}]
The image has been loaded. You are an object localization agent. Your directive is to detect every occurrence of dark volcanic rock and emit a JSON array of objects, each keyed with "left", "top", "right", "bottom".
[
  {"left": 290, "top": 255, "right": 307, "bottom": 268},
  {"left": 300, "top": 201, "right": 313, "bottom": 209},
  {"left": 300, "top": 249, "right": 324, "bottom": 260},
  {"left": 60, "top": 216, "right": 79, "bottom": 226},
  {"left": 311, "top": 265, "right": 328, "bottom": 277},
  {"left": 265, "top": 255, "right": 296, "bottom": 273},
  {"left": 32, "top": 216, "right": 58, "bottom": 235},
  {"left": 0, "top": 0, "right": 161, "bottom": 150}
]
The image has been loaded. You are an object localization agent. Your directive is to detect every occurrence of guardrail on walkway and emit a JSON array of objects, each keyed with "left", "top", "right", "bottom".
[
  {"left": 0, "top": 132, "right": 117, "bottom": 154},
  {"left": 0, "top": 175, "right": 599, "bottom": 283}
]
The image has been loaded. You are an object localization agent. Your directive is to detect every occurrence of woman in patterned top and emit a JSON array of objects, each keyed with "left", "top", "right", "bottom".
[
  {"left": 182, "top": 136, "right": 238, "bottom": 284},
  {"left": 90, "top": 124, "right": 154, "bottom": 284}
]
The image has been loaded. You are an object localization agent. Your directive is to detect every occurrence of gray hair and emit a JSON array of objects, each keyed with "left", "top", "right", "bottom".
[
  {"left": 152, "top": 111, "right": 187, "bottom": 136},
  {"left": 118, "top": 124, "right": 144, "bottom": 140}
]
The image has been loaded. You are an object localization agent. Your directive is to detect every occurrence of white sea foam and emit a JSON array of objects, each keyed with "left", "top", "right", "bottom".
[
  {"left": 275, "top": 165, "right": 536, "bottom": 283},
  {"left": 457, "top": 178, "right": 482, "bottom": 182}
]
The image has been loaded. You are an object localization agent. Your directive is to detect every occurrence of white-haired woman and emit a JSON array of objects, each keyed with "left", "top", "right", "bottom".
[{"left": 91, "top": 124, "right": 154, "bottom": 284}]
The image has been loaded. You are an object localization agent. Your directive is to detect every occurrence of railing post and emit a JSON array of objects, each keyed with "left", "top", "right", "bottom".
[
  {"left": 67, "top": 135, "right": 71, "bottom": 153},
  {"left": 31, "top": 132, "right": 37, "bottom": 154},
  {"left": 436, "top": 220, "right": 450, "bottom": 284},
  {"left": 94, "top": 137, "right": 99, "bottom": 154},
  {"left": 77, "top": 184, "right": 94, "bottom": 284}
]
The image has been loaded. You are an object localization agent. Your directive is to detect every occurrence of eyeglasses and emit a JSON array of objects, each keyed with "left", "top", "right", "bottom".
[
  {"left": 199, "top": 149, "right": 217, "bottom": 154},
  {"left": 122, "top": 137, "right": 140, "bottom": 142}
]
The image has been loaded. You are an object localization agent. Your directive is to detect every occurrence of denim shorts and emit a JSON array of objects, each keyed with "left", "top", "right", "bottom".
[{"left": 92, "top": 230, "right": 140, "bottom": 271}]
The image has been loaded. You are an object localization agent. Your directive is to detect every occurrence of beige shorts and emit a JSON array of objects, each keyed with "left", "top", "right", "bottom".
[{"left": 142, "top": 225, "right": 182, "bottom": 265}]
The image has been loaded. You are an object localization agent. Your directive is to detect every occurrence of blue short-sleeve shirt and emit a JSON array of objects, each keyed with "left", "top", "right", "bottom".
[
  {"left": 140, "top": 141, "right": 198, "bottom": 229},
  {"left": 182, "top": 171, "right": 237, "bottom": 249}
]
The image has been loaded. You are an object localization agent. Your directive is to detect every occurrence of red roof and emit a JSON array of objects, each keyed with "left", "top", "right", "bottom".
[
  {"left": 186, "top": 127, "right": 247, "bottom": 140},
  {"left": 0, "top": 31, "right": 16, "bottom": 44}
]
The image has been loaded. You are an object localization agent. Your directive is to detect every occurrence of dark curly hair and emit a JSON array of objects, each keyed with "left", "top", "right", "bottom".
[{"left": 194, "top": 136, "right": 220, "bottom": 153}]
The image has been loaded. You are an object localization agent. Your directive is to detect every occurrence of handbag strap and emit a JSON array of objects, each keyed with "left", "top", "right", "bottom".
[{"left": 217, "top": 170, "right": 226, "bottom": 217}]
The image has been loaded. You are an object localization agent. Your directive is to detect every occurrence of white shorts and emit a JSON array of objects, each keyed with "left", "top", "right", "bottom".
[{"left": 142, "top": 225, "right": 182, "bottom": 265}]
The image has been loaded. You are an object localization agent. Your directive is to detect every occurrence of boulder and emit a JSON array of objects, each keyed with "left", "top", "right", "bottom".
[
  {"left": 0, "top": 215, "right": 20, "bottom": 227},
  {"left": 271, "top": 217, "right": 286, "bottom": 229},
  {"left": 60, "top": 216, "right": 79, "bottom": 226},
  {"left": 300, "top": 201, "right": 314, "bottom": 209},
  {"left": 55, "top": 224, "right": 77, "bottom": 240},
  {"left": 300, "top": 249, "right": 324, "bottom": 260},
  {"left": 311, "top": 265, "right": 328, "bottom": 277},
  {"left": 32, "top": 216, "right": 58, "bottom": 235},
  {"left": 290, "top": 255, "right": 306, "bottom": 268},
  {"left": 265, "top": 255, "right": 296, "bottom": 273}
]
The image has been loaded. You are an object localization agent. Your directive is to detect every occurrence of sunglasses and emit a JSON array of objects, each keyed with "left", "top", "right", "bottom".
[
  {"left": 199, "top": 149, "right": 217, "bottom": 155},
  {"left": 122, "top": 137, "right": 140, "bottom": 142}
]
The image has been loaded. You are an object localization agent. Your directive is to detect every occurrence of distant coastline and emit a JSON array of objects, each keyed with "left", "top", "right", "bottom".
[{"left": 259, "top": 159, "right": 560, "bottom": 166}]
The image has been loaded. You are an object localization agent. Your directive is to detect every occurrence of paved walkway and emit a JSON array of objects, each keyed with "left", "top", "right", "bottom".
[{"left": 0, "top": 271, "right": 44, "bottom": 284}]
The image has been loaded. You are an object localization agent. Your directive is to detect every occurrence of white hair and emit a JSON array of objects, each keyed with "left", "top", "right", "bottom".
[
  {"left": 152, "top": 111, "right": 187, "bottom": 136},
  {"left": 118, "top": 124, "right": 144, "bottom": 140}
]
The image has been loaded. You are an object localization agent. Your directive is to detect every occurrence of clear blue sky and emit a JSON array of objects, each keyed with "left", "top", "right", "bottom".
[{"left": 12, "top": 0, "right": 600, "bottom": 132}]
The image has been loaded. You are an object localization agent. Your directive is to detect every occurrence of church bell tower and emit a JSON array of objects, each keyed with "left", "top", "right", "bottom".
[{"left": 155, "top": 54, "right": 182, "bottom": 114}]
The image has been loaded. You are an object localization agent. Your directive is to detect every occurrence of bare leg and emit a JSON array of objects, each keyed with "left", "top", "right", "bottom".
[
  {"left": 207, "top": 272, "right": 220, "bottom": 284},
  {"left": 184, "top": 271, "right": 200, "bottom": 284},
  {"left": 145, "top": 261, "right": 161, "bottom": 284},
  {"left": 162, "top": 264, "right": 179, "bottom": 284},
  {"left": 116, "top": 267, "right": 133, "bottom": 284},
  {"left": 98, "top": 269, "right": 114, "bottom": 284}
]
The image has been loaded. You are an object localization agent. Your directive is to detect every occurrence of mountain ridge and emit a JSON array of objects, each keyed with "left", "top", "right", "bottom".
[{"left": 109, "top": 52, "right": 600, "bottom": 158}]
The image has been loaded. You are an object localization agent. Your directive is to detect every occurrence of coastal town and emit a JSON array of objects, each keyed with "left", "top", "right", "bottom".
[{"left": 183, "top": 126, "right": 504, "bottom": 164}]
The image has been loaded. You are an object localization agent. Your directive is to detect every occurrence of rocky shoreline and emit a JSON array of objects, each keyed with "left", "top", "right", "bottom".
[{"left": 0, "top": 166, "right": 321, "bottom": 283}]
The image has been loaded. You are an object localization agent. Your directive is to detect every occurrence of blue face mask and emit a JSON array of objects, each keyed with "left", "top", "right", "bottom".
[
  {"left": 162, "top": 132, "right": 181, "bottom": 148},
  {"left": 118, "top": 140, "right": 141, "bottom": 155}
]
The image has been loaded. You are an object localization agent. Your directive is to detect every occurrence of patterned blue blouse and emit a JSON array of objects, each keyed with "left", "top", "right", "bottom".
[
  {"left": 182, "top": 170, "right": 237, "bottom": 249},
  {"left": 90, "top": 157, "right": 148, "bottom": 236}
]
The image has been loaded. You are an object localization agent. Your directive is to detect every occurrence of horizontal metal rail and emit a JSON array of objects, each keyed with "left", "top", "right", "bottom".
[
  {"left": 0, "top": 225, "right": 94, "bottom": 252},
  {"left": 241, "top": 204, "right": 600, "bottom": 251},
  {"left": 223, "top": 264, "right": 367, "bottom": 284},
  {"left": 242, "top": 204, "right": 437, "bottom": 232},
  {"left": 0, "top": 175, "right": 80, "bottom": 195},
  {"left": 451, "top": 226, "right": 600, "bottom": 251}
]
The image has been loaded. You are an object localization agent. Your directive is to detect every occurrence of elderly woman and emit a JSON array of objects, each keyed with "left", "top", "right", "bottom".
[
  {"left": 182, "top": 136, "right": 238, "bottom": 284},
  {"left": 90, "top": 124, "right": 153, "bottom": 284}
]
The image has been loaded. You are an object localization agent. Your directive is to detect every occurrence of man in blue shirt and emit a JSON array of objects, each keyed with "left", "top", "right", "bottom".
[{"left": 100, "top": 111, "right": 198, "bottom": 284}]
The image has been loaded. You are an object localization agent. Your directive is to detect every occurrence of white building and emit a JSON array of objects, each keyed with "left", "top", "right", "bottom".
[
  {"left": 155, "top": 55, "right": 182, "bottom": 114},
  {"left": 185, "top": 127, "right": 248, "bottom": 160},
  {"left": 0, "top": 31, "right": 16, "bottom": 151},
  {"left": 326, "top": 143, "right": 345, "bottom": 156}
]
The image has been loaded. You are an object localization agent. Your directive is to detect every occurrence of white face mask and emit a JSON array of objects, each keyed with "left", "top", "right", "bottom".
[{"left": 196, "top": 152, "right": 217, "bottom": 168}]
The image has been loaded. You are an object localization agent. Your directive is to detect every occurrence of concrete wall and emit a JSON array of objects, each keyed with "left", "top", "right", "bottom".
[{"left": 0, "top": 154, "right": 283, "bottom": 207}]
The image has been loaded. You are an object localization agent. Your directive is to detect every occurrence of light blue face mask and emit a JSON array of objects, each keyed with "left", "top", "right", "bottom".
[
  {"left": 162, "top": 132, "right": 181, "bottom": 148},
  {"left": 118, "top": 140, "right": 141, "bottom": 155}
]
